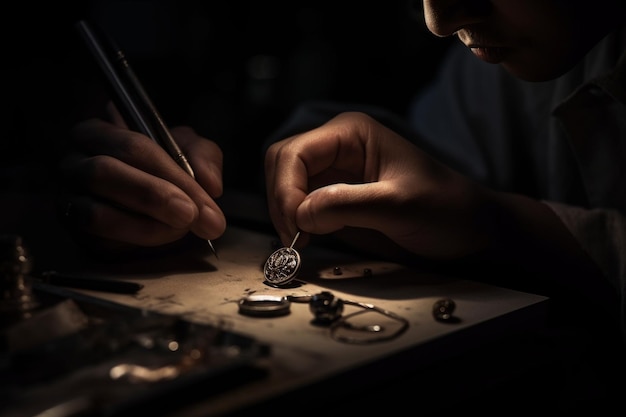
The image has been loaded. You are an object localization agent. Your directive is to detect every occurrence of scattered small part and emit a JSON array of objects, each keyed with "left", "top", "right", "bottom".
[
  {"left": 432, "top": 298, "right": 457, "bottom": 322},
  {"left": 310, "top": 291, "right": 344, "bottom": 325},
  {"left": 238, "top": 294, "right": 291, "bottom": 317}
]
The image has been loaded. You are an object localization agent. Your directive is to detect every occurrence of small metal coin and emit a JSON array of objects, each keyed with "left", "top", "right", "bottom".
[{"left": 263, "top": 247, "right": 301, "bottom": 286}]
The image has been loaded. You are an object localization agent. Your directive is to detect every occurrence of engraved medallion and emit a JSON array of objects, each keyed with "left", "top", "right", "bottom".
[{"left": 263, "top": 232, "right": 301, "bottom": 286}]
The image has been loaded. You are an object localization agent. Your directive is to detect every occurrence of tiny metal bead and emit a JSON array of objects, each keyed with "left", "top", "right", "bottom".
[
  {"left": 310, "top": 291, "right": 344, "bottom": 324},
  {"left": 432, "top": 298, "right": 456, "bottom": 322},
  {"left": 333, "top": 266, "right": 343, "bottom": 275}
]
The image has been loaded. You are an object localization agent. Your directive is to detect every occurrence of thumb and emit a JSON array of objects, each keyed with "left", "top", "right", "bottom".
[{"left": 296, "top": 182, "right": 396, "bottom": 235}]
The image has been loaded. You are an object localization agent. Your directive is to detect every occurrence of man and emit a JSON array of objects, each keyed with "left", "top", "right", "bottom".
[
  {"left": 63, "top": 0, "right": 626, "bottom": 332},
  {"left": 265, "top": 0, "right": 626, "bottom": 340},
  {"left": 58, "top": 0, "right": 626, "bottom": 412}
]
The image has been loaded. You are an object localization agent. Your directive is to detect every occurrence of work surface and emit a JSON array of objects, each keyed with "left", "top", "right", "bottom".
[{"left": 3, "top": 223, "right": 550, "bottom": 416}]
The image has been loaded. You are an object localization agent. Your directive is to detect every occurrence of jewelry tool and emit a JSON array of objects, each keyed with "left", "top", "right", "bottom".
[
  {"left": 34, "top": 271, "right": 144, "bottom": 294},
  {"left": 75, "top": 20, "right": 217, "bottom": 258}
]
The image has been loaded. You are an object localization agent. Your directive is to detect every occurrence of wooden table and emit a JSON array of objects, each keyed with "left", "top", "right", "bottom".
[{"left": 1, "top": 192, "right": 552, "bottom": 416}]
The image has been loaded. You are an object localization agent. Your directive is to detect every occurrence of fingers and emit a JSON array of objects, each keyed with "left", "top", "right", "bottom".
[
  {"left": 58, "top": 157, "right": 202, "bottom": 247},
  {"left": 69, "top": 119, "right": 193, "bottom": 183},
  {"left": 265, "top": 137, "right": 309, "bottom": 246},
  {"left": 264, "top": 112, "right": 374, "bottom": 246},
  {"left": 171, "top": 126, "right": 224, "bottom": 198},
  {"left": 169, "top": 126, "right": 226, "bottom": 240},
  {"left": 293, "top": 158, "right": 490, "bottom": 259},
  {"left": 63, "top": 119, "right": 226, "bottom": 245},
  {"left": 64, "top": 154, "right": 198, "bottom": 229},
  {"left": 296, "top": 182, "right": 385, "bottom": 234},
  {"left": 62, "top": 195, "right": 190, "bottom": 247},
  {"left": 264, "top": 111, "right": 487, "bottom": 258}
]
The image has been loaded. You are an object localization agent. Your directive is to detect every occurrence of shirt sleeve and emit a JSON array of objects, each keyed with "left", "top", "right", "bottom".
[
  {"left": 411, "top": 40, "right": 626, "bottom": 340},
  {"left": 544, "top": 201, "right": 626, "bottom": 337}
]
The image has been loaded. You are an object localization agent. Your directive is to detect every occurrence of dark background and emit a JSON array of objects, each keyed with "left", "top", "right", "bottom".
[
  {"left": 2, "top": 0, "right": 451, "bottom": 196},
  {"left": 3, "top": 5, "right": 626, "bottom": 415}
]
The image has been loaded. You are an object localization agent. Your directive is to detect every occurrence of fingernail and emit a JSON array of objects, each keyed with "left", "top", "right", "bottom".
[
  {"left": 168, "top": 197, "right": 196, "bottom": 228},
  {"left": 197, "top": 205, "right": 225, "bottom": 237}
]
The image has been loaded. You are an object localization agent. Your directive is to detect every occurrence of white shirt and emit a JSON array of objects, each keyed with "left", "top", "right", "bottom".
[{"left": 409, "top": 27, "right": 626, "bottom": 339}]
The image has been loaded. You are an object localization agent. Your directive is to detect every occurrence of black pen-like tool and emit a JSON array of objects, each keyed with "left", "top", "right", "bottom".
[
  {"left": 75, "top": 20, "right": 217, "bottom": 257},
  {"left": 36, "top": 271, "right": 144, "bottom": 294}
]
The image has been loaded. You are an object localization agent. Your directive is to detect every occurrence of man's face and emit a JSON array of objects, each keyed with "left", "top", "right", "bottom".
[{"left": 422, "top": 0, "right": 626, "bottom": 81}]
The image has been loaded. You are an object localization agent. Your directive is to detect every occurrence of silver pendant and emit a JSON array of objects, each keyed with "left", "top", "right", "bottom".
[{"left": 263, "top": 232, "right": 301, "bottom": 286}]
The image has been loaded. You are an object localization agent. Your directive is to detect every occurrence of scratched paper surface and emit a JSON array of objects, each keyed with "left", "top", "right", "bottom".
[{"left": 56, "top": 226, "right": 548, "bottom": 413}]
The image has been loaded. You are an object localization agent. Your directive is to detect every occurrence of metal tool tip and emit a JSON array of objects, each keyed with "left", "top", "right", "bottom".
[{"left": 207, "top": 239, "right": 218, "bottom": 259}]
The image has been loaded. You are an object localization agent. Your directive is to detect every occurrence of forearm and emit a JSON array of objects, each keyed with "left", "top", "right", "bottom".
[{"left": 478, "top": 191, "right": 618, "bottom": 312}]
